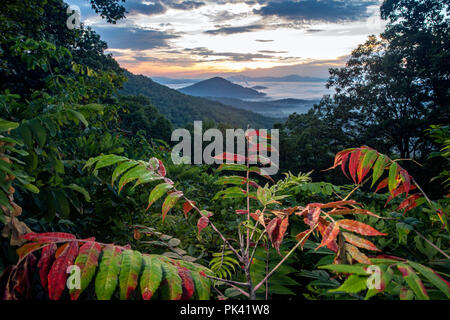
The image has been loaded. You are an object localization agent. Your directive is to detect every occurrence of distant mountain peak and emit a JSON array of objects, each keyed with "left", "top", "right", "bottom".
[{"left": 179, "top": 77, "right": 266, "bottom": 99}]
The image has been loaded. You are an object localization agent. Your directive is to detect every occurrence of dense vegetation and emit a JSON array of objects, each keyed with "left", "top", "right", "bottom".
[{"left": 0, "top": 0, "right": 448, "bottom": 301}]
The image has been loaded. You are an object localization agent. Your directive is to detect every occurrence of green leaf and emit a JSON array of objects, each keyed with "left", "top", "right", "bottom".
[
  {"left": 397, "top": 263, "right": 429, "bottom": 300},
  {"left": 93, "top": 155, "right": 128, "bottom": 171},
  {"left": 388, "top": 162, "right": 399, "bottom": 194},
  {"left": 162, "top": 192, "right": 183, "bottom": 221},
  {"left": 140, "top": 255, "right": 163, "bottom": 300},
  {"left": 371, "top": 155, "right": 386, "bottom": 188},
  {"left": 70, "top": 242, "right": 101, "bottom": 300},
  {"left": 68, "top": 109, "right": 88, "bottom": 127},
  {"left": 54, "top": 190, "right": 70, "bottom": 217},
  {"left": 147, "top": 183, "right": 173, "bottom": 209},
  {"left": 189, "top": 271, "right": 211, "bottom": 300},
  {"left": 408, "top": 261, "right": 450, "bottom": 299},
  {"left": 216, "top": 163, "right": 248, "bottom": 172},
  {"left": 119, "top": 250, "right": 142, "bottom": 300},
  {"left": 111, "top": 161, "right": 138, "bottom": 186},
  {"left": 29, "top": 119, "right": 47, "bottom": 147},
  {"left": 215, "top": 176, "right": 246, "bottom": 185},
  {"left": 17, "top": 124, "right": 33, "bottom": 148},
  {"left": 159, "top": 258, "right": 182, "bottom": 300},
  {"left": 359, "top": 150, "right": 378, "bottom": 182},
  {"left": 21, "top": 183, "right": 40, "bottom": 194},
  {"left": 328, "top": 275, "right": 368, "bottom": 294},
  {"left": 319, "top": 264, "right": 368, "bottom": 276},
  {"left": 65, "top": 184, "right": 90, "bottom": 202},
  {"left": 95, "top": 246, "right": 122, "bottom": 300},
  {"left": 0, "top": 118, "right": 19, "bottom": 132}
]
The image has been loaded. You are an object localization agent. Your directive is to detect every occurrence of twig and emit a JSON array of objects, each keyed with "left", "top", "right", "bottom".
[
  {"left": 254, "top": 228, "right": 314, "bottom": 292},
  {"left": 204, "top": 274, "right": 249, "bottom": 287},
  {"left": 181, "top": 194, "right": 243, "bottom": 262},
  {"left": 414, "top": 230, "right": 450, "bottom": 260}
]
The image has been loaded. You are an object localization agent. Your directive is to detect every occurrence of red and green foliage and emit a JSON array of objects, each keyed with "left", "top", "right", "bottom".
[
  {"left": 1, "top": 232, "right": 212, "bottom": 300},
  {"left": 79, "top": 129, "right": 450, "bottom": 300}
]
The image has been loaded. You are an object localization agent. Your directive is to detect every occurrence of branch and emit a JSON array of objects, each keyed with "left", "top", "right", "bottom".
[
  {"left": 254, "top": 228, "right": 314, "bottom": 292},
  {"left": 181, "top": 194, "right": 243, "bottom": 262},
  {"left": 204, "top": 274, "right": 249, "bottom": 287},
  {"left": 414, "top": 230, "right": 450, "bottom": 260}
]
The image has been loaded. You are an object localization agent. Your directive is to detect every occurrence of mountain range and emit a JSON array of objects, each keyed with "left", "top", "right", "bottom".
[
  {"left": 179, "top": 77, "right": 266, "bottom": 100},
  {"left": 120, "top": 72, "right": 278, "bottom": 128},
  {"left": 151, "top": 74, "right": 327, "bottom": 86},
  {"left": 227, "top": 74, "right": 327, "bottom": 83}
]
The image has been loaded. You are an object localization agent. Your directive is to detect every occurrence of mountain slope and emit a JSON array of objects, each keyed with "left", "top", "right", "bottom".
[
  {"left": 120, "top": 72, "right": 277, "bottom": 128},
  {"left": 179, "top": 77, "right": 266, "bottom": 99}
]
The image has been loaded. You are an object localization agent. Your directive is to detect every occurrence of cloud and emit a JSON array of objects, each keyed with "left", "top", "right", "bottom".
[
  {"left": 203, "top": 10, "right": 250, "bottom": 23},
  {"left": 184, "top": 47, "right": 279, "bottom": 61},
  {"left": 95, "top": 27, "right": 179, "bottom": 50},
  {"left": 305, "top": 28, "right": 324, "bottom": 33},
  {"left": 169, "top": 1, "right": 206, "bottom": 10},
  {"left": 254, "top": 0, "right": 376, "bottom": 22},
  {"left": 241, "top": 55, "right": 350, "bottom": 77},
  {"left": 255, "top": 39, "right": 274, "bottom": 42},
  {"left": 124, "top": 0, "right": 205, "bottom": 16},
  {"left": 125, "top": 0, "right": 166, "bottom": 15},
  {"left": 258, "top": 50, "right": 288, "bottom": 54},
  {"left": 204, "top": 24, "right": 266, "bottom": 35}
]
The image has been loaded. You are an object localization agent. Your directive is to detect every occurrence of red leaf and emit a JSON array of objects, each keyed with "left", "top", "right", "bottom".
[
  {"left": 375, "top": 178, "right": 389, "bottom": 193},
  {"left": 327, "top": 208, "right": 381, "bottom": 219},
  {"left": 213, "top": 152, "right": 246, "bottom": 162},
  {"left": 312, "top": 200, "right": 360, "bottom": 209},
  {"left": 197, "top": 214, "right": 211, "bottom": 234},
  {"left": 396, "top": 194, "right": 422, "bottom": 213},
  {"left": 47, "top": 241, "right": 79, "bottom": 300},
  {"left": 275, "top": 217, "right": 289, "bottom": 253},
  {"left": 246, "top": 130, "right": 271, "bottom": 139},
  {"left": 342, "top": 232, "right": 380, "bottom": 251},
  {"left": 248, "top": 144, "right": 272, "bottom": 153},
  {"left": 325, "top": 148, "right": 354, "bottom": 171},
  {"left": 340, "top": 152, "right": 351, "bottom": 179},
  {"left": 235, "top": 210, "right": 248, "bottom": 215},
  {"left": 22, "top": 232, "right": 76, "bottom": 243},
  {"left": 295, "top": 230, "right": 310, "bottom": 249},
  {"left": 344, "top": 243, "right": 371, "bottom": 264},
  {"left": 266, "top": 218, "right": 281, "bottom": 247},
  {"left": 400, "top": 169, "right": 412, "bottom": 198},
  {"left": 157, "top": 159, "right": 166, "bottom": 177},
  {"left": 11, "top": 254, "right": 37, "bottom": 299},
  {"left": 385, "top": 184, "right": 417, "bottom": 205},
  {"left": 37, "top": 243, "right": 57, "bottom": 291},
  {"left": 177, "top": 267, "right": 195, "bottom": 300},
  {"left": 316, "top": 222, "right": 340, "bottom": 250},
  {"left": 338, "top": 219, "right": 387, "bottom": 236},
  {"left": 305, "top": 207, "right": 321, "bottom": 229},
  {"left": 17, "top": 242, "right": 47, "bottom": 259},
  {"left": 349, "top": 150, "right": 361, "bottom": 183},
  {"left": 248, "top": 180, "right": 261, "bottom": 189},
  {"left": 182, "top": 200, "right": 196, "bottom": 217},
  {"left": 266, "top": 217, "right": 289, "bottom": 254}
]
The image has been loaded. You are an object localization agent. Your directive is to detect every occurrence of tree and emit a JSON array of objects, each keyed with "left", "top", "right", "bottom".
[{"left": 315, "top": 0, "right": 449, "bottom": 160}]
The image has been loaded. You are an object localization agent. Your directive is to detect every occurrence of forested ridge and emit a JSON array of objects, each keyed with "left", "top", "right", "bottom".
[
  {"left": 121, "top": 71, "right": 278, "bottom": 128},
  {"left": 0, "top": 0, "right": 448, "bottom": 301}
]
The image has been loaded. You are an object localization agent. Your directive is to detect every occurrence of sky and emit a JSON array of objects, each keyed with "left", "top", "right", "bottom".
[{"left": 67, "top": 0, "right": 386, "bottom": 79}]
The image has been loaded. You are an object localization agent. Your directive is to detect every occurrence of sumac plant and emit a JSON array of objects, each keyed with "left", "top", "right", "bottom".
[
  {"left": 1, "top": 232, "right": 213, "bottom": 300},
  {"left": 78, "top": 133, "right": 448, "bottom": 300}
]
